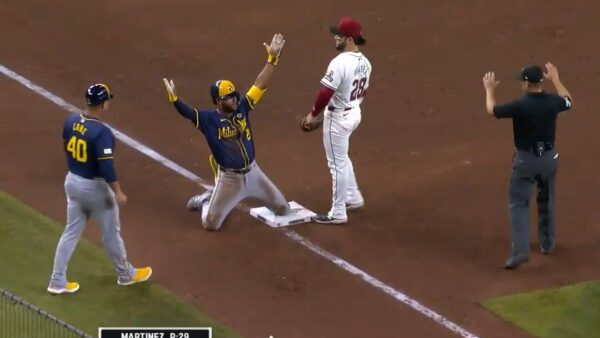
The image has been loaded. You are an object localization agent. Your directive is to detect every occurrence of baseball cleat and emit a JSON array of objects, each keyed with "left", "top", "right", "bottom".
[
  {"left": 503, "top": 254, "right": 529, "bottom": 270},
  {"left": 540, "top": 243, "right": 556, "bottom": 255},
  {"left": 47, "top": 281, "right": 80, "bottom": 295},
  {"left": 186, "top": 191, "right": 212, "bottom": 211},
  {"left": 313, "top": 214, "right": 348, "bottom": 224},
  {"left": 346, "top": 201, "right": 364, "bottom": 211},
  {"left": 118, "top": 267, "right": 152, "bottom": 286}
]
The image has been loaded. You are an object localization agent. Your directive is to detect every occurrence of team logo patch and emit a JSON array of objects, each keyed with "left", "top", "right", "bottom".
[
  {"left": 103, "top": 148, "right": 113, "bottom": 155},
  {"left": 236, "top": 117, "right": 247, "bottom": 130},
  {"left": 324, "top": 71, "right": 334, "bottom": 82}
]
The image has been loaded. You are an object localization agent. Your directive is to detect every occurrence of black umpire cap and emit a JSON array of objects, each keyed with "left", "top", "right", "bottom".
[{"left": 516, "top": 65, "right": 544, "bottom": 83}]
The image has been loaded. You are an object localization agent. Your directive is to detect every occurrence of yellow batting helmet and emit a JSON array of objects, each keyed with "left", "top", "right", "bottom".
[{"left": 210, "top": 80, "right": 239, "bottom": 104}]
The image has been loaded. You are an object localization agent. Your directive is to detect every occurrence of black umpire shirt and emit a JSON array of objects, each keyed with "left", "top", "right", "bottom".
[{"left": 493, "top": 92, "right": 573, "bottom": 150}]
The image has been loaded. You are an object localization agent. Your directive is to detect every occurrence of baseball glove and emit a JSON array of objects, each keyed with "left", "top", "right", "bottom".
[{"left": 300, "top": 114, "right": 323, "bottom": 132}]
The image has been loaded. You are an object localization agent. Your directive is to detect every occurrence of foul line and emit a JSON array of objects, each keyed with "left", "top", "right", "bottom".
[{"left": 0, "top": 64, "right": 479, "bottom": 338}]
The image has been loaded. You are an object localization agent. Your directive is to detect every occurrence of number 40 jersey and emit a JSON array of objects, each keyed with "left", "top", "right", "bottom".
[
  {"left": 62, "top": 113, "right": 117, "bottom": 183},
  {"left": 320, "top": 51, "right": 372, "bottom": 110}
]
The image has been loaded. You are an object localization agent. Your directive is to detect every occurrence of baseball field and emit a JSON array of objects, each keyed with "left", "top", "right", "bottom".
[
  {"left": 0, "top": 192, "right": 239, "bottom": 337},
  {"left": 1, "top": 0, "right": 600, "bottom": 337}
]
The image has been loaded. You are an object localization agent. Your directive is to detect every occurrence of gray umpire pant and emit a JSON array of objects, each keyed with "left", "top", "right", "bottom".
[
  {"left": 508, "top": 148, "right": 558, "bottom": 257},
  {"left": 49, "top": 172, "right": 135, "bottom": 288},
  {"left": 200, "top": 161, "right": 290, "bottom": 231}
]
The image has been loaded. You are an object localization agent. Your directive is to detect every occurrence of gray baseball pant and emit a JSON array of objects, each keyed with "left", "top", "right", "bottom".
[
  {"left": 200, "top": 162, "right": 289, "bottom": 231},
  {"left": 508, "top": 148, "right": 558, "bottom": 257},
  {"left": 49, "top": 172, "right": 135, "bottom": 288}
]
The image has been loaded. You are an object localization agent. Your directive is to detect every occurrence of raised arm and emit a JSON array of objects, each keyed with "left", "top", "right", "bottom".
[
  {"left": 482, "top": 71, "right": 500, "bottom": 116},
  {"left": 544, "top": 62, "right": 573, "bottom": 104},
  {"left": 163, "top": 78, "right": 201, "bottom": 128},
  {"left": 253, "top": 33, "right": 286, "bottom": 90}
]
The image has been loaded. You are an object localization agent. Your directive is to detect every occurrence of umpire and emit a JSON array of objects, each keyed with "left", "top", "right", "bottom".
[{"left": 482, "top": 62, "right": 573, "bottom": 269}]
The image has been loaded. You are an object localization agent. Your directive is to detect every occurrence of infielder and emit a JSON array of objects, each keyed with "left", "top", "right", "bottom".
[
  {"left": 301, "top": 18, "right": 372, "bottom": 224},
  {"left": 48, "top": 84, "right": 152, "bottom": 294},
  {"left": 163, "top": 33, "right": 290, "bottom": 231}
]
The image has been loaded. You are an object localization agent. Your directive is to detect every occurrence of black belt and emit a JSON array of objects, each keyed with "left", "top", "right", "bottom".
[
  {"left": 219, "top": 165, "right": 253, "bottom": 174},
  {"left": 517, "top": 142, "right": 554, "bottom": 156},
  {"left": 327, "top": 106, "right": 351, "bottom": 112}
]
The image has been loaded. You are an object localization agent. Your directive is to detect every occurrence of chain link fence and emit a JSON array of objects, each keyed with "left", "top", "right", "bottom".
[{"left": 0, "top": 288, "right": 93, "bottom": 338}]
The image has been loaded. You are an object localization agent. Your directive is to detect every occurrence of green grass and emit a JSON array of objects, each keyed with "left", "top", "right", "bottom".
[
  {"left": 0, "top": 192, "right": 240, "bottom": 338},
  {"left": 483, "top": 281, "right": 600, "bottom": 338}
]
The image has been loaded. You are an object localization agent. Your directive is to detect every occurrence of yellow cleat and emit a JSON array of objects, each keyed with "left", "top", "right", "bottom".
[
  {"left": 118, "top": 267, "right": 152, "bottom": 286},
  {"left": 47, "top": 281, "right": 80, "bottom": 295}
]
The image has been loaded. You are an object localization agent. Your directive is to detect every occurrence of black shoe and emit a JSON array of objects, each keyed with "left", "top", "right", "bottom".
[
  {"left": 541, "top": 243, "right": 556, "bottom": 255},
  {"left": 312, "top": 214, "right": 347, "bottom": 224},
  {"left": 504, "top": 254, "right": 529, "bottom": 270}
]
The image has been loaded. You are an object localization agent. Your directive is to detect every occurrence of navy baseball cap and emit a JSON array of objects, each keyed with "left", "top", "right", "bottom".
[
  {"left": 85, "top": 83, "right": 114, "bottom": 106},
  {"left": 516, "top": 65, "right": 544, "bottom": 83}
]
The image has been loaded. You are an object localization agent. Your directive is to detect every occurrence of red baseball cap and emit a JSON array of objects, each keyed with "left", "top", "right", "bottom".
[{"left": 330, "top": 17, "right": 366, "bottom": 45}]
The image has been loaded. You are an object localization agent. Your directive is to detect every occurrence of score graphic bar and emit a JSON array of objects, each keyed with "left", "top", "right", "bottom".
[{"left": 98, "top": 327, "right": 211, "bottom": 338}]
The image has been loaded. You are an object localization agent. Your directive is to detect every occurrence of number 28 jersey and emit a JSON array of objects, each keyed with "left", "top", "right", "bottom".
[{"left": 320, "top": 51, "right": 372, "bottom": 110}]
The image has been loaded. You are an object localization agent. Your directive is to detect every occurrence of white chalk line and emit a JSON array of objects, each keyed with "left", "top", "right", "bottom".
[{"left": 0, "top": 63, "right": 479, "bottom": 338}]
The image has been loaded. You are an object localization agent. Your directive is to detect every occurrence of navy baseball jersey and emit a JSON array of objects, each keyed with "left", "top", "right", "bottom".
[
  {"left": 174, "top": 91, "right": 260, "bottom": 170},
  {"left": 62, "top": 113, "right": 117, "bottom": 182}
]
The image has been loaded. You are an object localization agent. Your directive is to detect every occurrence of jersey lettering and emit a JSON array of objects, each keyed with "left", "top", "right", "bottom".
[
  {"left": 63, "top": 114, "right": 117, "bottom": 181},
  {"left": 218, "top": 126, "right": 238, "bottom": 139},
  {"left": 217, "top": 116, "right": 252, "bottom": 141},
  {"left": 72, "top": 122, "right": 87, "bottom": 135},
  {"left": 320, "top": 52, "right": 372, "bottom": 109}
]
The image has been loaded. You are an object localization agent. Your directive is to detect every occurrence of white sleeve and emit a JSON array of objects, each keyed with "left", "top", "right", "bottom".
[
  {"left": 320, "top": 58, "right": 343, "bottom": 90},
  {"left": 364, "top": 60, "right": 372, "bottom": 90}
]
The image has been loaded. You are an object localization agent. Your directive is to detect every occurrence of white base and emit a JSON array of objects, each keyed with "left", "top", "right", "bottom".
[{"left": 250, "top": 201, "right": 316, "bottom": 227}]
